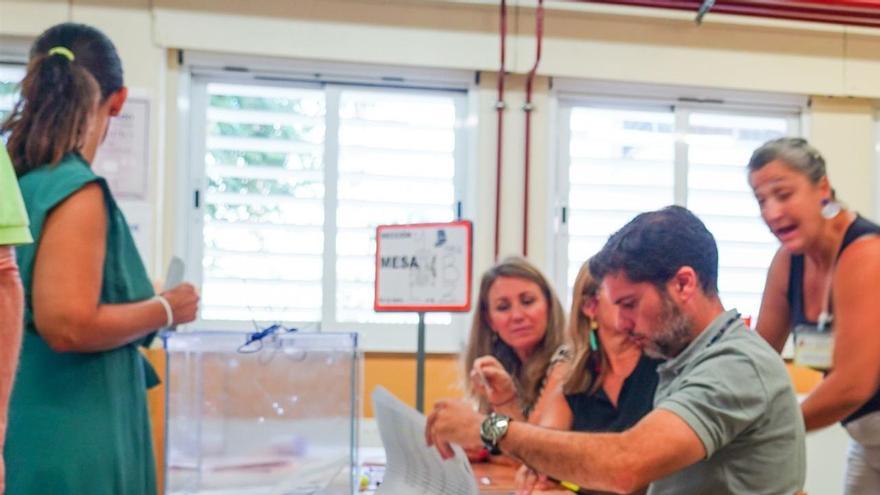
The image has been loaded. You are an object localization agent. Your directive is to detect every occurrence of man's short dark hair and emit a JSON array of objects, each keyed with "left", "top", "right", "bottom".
[{"left": 589, "top": 205, "right": 719, "bottom": 296}]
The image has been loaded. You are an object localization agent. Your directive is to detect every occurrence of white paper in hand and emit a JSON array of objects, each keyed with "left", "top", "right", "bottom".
[{"left": 372, "top": 386, "right": 479, "bottom": 495}]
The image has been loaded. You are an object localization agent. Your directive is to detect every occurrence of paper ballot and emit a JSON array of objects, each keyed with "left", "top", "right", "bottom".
[
  {"left": 162, "top": 256, "right": 185, "bottom": 332},
  {"left": 372, "top": 386, "right": 479, "bottom": 495}
]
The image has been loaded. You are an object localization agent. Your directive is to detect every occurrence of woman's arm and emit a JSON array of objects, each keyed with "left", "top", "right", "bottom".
[
  {"left": 472, "top": 356, "right": 527, "bottom": 421},
  {"left": 0, "top": 246, "right": 23, "bottom": 491},
  {"left": 527, "top": 361, "right": 574, "bottom": 429},
  {"left": 512, "top": 363, "right": 574, "bottom": 493},
  {"left": 755, "top": 248, "right": 793, "bottom": 353},
  {"left": 32, "top": 184, "right": 198, "bottom": 353},
  {"left": 801, "top": 237, "right": 880, "bottom": 430}
]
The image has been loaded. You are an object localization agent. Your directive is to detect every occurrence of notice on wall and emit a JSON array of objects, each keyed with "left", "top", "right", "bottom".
[
  {"left": 91, "top": 94, "right": 154, "bottom": 273},
  {"left": 117, "top": 199, "right": 154, "bottom": 274},
  {"left": 374, "top": 221, "right": 472, "bottom": 312},
  {"left": 92, "top": 96, "right": 150, "bottom": 201}
]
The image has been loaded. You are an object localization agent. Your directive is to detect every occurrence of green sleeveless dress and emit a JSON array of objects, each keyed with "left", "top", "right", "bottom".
[{"left": 5, "top": 154, "right": 158, "bottom": 495}]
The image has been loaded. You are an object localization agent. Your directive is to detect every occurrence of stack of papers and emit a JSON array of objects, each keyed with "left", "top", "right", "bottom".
[{"left": 371, "top": 386, "right": 479, "bottom": 495}]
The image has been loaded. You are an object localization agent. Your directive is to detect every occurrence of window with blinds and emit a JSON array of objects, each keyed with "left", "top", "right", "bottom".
[
  {"left": 189, "top": 77, "right": 465, "bottom": 331},
  {"left": 685, "top": 111, "right": 790, "bottom": 322},
  {"left": 0, "top": 64, "right": 25, "bottom": 125},
  {"left": 564, "top": 106, "right": 676, "bottom": 287},
  {"left": 200, "top": 83, "right": 327, "bottom": 323},
  {"left": 557, "top": 101, "right": 798, "bottom": 324},
  {"left": 335, "top": 89, "right": 458, "bottom": 325}
]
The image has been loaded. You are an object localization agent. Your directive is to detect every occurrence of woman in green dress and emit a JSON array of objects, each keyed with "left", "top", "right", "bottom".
[{"left": 2, "top": 23, "right": 199, "bottom": 494}]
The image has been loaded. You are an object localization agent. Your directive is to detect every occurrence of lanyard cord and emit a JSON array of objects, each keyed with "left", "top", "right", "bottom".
[
  {"left": 705, "top": 313, "right": 742, "bottom": 348},
  {"left": 817, "top": 269, "right": 835, "bottom": 332}
]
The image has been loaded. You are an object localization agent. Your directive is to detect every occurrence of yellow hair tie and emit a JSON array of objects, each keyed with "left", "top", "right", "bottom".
[{"left": 47, "top": 46, "right": 75, "bottom": 62}]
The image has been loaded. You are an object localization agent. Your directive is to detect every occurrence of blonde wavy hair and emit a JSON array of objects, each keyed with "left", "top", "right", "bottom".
[
  {"left": 461, "top": 256, "right": 566, "bottom": 415},
  {"left": 563, "top": 259, "right": 610, "bottom": 396}
]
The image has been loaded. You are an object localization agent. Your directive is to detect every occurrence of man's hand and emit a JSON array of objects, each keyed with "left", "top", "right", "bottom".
[{"left": 425, "top": 399, "right": 484, "bottom": 460}]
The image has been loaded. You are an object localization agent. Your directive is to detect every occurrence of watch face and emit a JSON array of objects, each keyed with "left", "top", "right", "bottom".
[
  {"left": 492, "top": 416, "right": 510, "bottom": 440},
  {"left": 481, "top": 413, "right": 510, "bottom": 446}
]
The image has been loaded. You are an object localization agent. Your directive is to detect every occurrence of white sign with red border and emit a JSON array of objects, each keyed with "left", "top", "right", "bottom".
[{"left": 374, "top": 221, "right": 472, "bottom": 312}]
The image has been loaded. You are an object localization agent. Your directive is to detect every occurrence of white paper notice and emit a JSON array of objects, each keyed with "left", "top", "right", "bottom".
[
  {"left": 92, "top": 96, "right": 150, "bottom": 200},
  {"left": 374, "top": 221, "right": 472, "bottom": 312},
  {"left": 116, "top": 199, "right": 153, "bottom": 273},
  {"left": 371, "top": 386, "right": 478, "bottom": 495}
]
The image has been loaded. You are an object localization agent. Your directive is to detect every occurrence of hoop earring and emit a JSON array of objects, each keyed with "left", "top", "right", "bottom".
[{"left": 821, "top": 198, "right": 841, "bottom": 219}]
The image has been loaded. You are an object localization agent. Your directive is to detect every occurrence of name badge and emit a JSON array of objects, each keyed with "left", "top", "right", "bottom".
[{"left": 793, "top": 324, "right": 834, "bottom": 370}]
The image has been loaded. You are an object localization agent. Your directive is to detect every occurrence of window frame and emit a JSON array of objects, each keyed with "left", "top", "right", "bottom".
[
  {"left": 176, "top": 53, "right": 477, "bottom": 353},
  {"left": 0, "top": 36, "right": 29, "bottom": 65},
  {"left": 551, "top": 82, "right": 805, "bottom": 318}
]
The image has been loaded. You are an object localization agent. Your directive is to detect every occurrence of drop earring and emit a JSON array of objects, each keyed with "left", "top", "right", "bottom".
[
  {"left": 589, "top": 320, "right": 599, "bottom": 351},
  {"left": 821, "top": 198, "right": 841, "bottom": 219}
]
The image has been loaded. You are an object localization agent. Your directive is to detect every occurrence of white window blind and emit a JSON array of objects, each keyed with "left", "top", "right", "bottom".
[
  {"left": 557, "top": 100, "right": 798, "bottom": 324},
  {"left": 186, "top": 74, "right": 467, "bottom": 339},
  {"left": 200, "top": 83, "right": 327, "bottom": 323},
  {"left": 563, "top": 106, "right": 675, "bottom": 288},
  {"left": 685, "top": 111, "right": 789, "bottom": 322},
  {"left": 0, "top": 64, "right": 25, "bottom": 124},
  {"left": 336, "top": 89, "right": 458, "bottom": 325}
]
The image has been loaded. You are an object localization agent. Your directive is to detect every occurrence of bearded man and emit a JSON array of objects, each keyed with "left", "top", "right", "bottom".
[{"left": 426, "top": 206, "right": 805, "bottom": 495}]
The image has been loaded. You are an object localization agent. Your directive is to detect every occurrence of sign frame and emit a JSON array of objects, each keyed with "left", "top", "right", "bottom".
[{"left": 373, "top": 220, "right": 473, "bottom": 313}]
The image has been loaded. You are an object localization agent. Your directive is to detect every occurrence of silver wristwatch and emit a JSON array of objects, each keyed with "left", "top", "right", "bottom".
[{"left": 480, "top": 412, "right": 511, "bottom": 455}]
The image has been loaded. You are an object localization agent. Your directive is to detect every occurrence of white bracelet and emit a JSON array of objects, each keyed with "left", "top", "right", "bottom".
[{"left": 152, "top": 295, "right": 174, "bottom": 327}]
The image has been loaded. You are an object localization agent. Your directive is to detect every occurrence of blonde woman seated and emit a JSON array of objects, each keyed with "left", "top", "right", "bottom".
[
  {"left": 517, "top": 260, "right": 661, "bottom": 494},
  {"left": 461, "top": 257, "right": 568, "bottom": 460}
]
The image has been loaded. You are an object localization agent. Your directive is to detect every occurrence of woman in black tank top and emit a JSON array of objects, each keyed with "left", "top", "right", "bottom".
[
  {"left": 514, "top": 259, "right": 659, "bottom": 494},
  {"left": 747, "top": 137, "right": 880, "bottom": 494}
]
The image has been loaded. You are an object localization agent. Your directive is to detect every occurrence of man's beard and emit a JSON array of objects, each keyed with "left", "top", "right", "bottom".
[{"left": 642, "top": 292, "right": 693, "bottom": 360}]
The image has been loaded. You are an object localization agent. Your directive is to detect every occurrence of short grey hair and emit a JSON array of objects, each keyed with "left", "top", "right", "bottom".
[{"left": 747, "top": 137, "right": 826, "bottom": 184}]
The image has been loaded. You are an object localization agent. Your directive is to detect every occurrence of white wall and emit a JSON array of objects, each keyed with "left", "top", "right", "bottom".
[
  {"left": 809, "top": 96, "right": 877, "bottom": 217},
  {"left": 806, "top": 423, "right": 849, "bottom": 495}
]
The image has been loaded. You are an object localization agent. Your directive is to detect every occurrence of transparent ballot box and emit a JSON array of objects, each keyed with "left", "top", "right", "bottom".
[{"left": 163, "top": 331, "right": 359, "bottom": 495}]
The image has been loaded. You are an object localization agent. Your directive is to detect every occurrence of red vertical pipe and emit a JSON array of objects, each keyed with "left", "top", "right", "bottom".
[
  {"left": 494, "top": 0, "right": 508, "bottom": 261},
  {"left": 523, "top": 0, "right": 544, "bottom": 256}
]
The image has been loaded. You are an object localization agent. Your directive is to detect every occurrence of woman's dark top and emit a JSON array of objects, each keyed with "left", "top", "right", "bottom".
[
  {"left": 565, "top": 355, "right": 661, "bottom": 433},
  {"left": 788, "top": 214, "right": 880, "bottom": 424}
]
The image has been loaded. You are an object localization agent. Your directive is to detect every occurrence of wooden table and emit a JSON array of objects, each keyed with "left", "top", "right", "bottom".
[{"left": 471, "top": 460, "right": 572, "bottom": 494}]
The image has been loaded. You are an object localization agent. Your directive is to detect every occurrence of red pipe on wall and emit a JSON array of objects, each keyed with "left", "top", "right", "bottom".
[
  {"left": 494, "top": 0, "right": 508, "bottom": 261},
  {"left": 574, "top": 0, "right": 880, "bottom": 27},
  {"left": 522, "top": 0, "right": 545, "bottom": 257}
]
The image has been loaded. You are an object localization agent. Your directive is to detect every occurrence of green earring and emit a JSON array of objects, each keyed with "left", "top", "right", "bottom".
[{"left": 589, "top": 320, "right": 598, "bottom": 351}]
